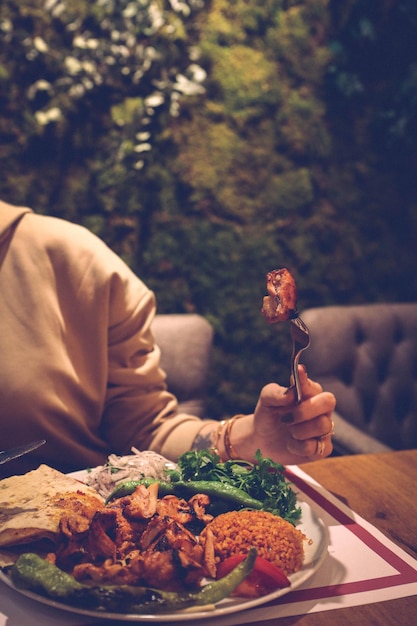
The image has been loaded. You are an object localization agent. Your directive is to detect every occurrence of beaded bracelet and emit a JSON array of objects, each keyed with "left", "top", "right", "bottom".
[{"left": 223, "top": 414, "right": 246, "bottom": 460}]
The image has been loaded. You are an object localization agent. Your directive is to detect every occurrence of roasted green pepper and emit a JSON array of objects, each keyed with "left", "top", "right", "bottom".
[
  {"left": 106, "top": 478, "right": 263, "bottom": 510},
  {"left": 10, "top": 549, "right": 257, "bottom": 613},
  {"left": 105, "top": 477, "right": 172, "bottom": 503},
  {"left": 174, "top": 480, "right": 263, "bottom": 509}
]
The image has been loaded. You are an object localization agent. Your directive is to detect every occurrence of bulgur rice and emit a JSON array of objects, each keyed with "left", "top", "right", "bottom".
[{"left": 201, "top": 510, "right": 305, "bottom": 576}]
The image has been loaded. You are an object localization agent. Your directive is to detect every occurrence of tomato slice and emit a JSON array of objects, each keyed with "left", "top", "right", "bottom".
[{"left": 216, "top": 554, "right": 291, "bottom": 598}]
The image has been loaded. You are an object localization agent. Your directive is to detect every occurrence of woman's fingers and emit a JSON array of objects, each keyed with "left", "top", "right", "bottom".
[
  {"left": 290, "top": 413, "right": 334, "bottom": 441},
  {"left": 286, "top": 427, "right": 334, "bottom": 459},
  {"left": 287, "top": 411, "right": 335, "bottom": 459}
]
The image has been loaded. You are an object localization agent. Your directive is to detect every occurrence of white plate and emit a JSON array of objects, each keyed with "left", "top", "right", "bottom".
[{"left": 0, "top": 497, "right": 328, "bottom": 622}]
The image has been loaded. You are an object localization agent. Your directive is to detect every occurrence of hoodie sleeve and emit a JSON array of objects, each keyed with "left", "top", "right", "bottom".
[{"left": 97, "top": 249, "right": 208, "bottom": 460}]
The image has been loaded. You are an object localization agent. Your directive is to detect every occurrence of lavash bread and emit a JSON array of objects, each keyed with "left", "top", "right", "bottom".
[{"left": 0, "top": 464, "right": 103, "bottom": 549}]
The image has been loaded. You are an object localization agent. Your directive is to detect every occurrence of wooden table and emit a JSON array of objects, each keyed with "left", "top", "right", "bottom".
[
  {"left": 246, "top": 449, "right": 417, "bottom": 626},
  {"left": 1, "top": 450, "right": 416, "bottom": 625}
]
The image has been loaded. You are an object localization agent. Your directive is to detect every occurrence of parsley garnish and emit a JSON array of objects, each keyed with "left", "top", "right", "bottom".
[{"left": 165, "top": 449, "right": 301, "bottom": 524}]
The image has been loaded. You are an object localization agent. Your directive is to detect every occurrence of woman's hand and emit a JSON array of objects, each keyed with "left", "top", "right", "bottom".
[{"left": 224, "top": 366, "right": 337, "bottom": 465}]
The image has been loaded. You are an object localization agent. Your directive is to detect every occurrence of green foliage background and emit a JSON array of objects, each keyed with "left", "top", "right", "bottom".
[{"left": 1, "top": 0, "right": 416, "bottom": 417}]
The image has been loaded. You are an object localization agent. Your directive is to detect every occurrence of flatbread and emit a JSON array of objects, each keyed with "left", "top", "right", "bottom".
[{"left": 0, "top": 464, "right": 103, "bottom": 549}]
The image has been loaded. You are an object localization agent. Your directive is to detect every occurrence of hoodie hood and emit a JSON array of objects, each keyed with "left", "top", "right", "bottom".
[{"left": 0, "top": 200, "right": 32, "bottom": 242}]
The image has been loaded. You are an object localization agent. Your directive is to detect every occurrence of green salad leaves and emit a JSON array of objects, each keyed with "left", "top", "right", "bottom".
[{"left": 166, "top": 449, "right": 301, "bottom": 525}]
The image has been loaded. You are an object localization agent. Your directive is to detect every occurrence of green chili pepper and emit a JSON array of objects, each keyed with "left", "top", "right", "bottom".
[
  {"left": 106, "top": 478, "right": 263, "bottom": 510},
  {"left": 172, "top": 480, "right": 263, "bottom": 509},
  {"left": 10, "top": 549, "right": 257, "bottom": 613},
  {"left": 11, "top": 552, "right": 83, "bottom": 597},
  {"left": 105, "top": 478, "right": 173, "bottom": 503}
]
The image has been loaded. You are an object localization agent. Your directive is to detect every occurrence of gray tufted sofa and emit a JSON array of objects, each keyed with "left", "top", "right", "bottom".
[
  {"left": 300, "top": 303, "right": 417, "bottom": 455},
  {"left": 152, "top": 313, "right": 214, "bottom": 418}
]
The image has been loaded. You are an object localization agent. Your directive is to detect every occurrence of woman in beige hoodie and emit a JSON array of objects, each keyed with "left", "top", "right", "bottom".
[{"left": 0, "top": 199, "right": 335, "bottom": 478}]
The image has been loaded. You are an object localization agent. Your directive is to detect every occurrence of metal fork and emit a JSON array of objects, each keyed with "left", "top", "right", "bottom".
[{"left": 290, "top": 313, "right": 311, "bottom": 404}]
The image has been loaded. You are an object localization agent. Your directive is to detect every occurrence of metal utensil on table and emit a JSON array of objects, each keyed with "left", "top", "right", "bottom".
[
  {"left": 290, "top": 313, "right": 311, "bottom": 404},
  {"left": 0, "top": 439, "right": 46, "bottom": 465}
]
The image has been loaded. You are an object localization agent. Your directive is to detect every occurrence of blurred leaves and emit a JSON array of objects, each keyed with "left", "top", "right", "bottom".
[{"left": 1, "top": 0, "right": 416, "bottom": 416}]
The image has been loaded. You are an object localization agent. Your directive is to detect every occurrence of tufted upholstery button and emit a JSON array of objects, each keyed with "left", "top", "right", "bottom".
[
  {"left": 355, "top": 325, "right": 366, "bottom": 345},
  {"left": 301, "top": 303, "right": 417, "bottom": 454},
  {"left": 394, "top": 323, "right": 404, "bottom": 343}
]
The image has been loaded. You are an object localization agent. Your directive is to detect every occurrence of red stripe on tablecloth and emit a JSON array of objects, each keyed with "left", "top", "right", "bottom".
[{"left": 272, "top": 469, "right": 417, "bottom": 604}]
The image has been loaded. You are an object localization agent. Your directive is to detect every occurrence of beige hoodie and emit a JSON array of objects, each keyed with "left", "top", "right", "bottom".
[{"left": 0, "top": 200, "right": 206, "bottom": 477}]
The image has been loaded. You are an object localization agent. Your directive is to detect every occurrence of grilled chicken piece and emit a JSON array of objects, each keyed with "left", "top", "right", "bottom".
[
  {"left": 73, "top": 557, "right": 138, "bottom": 584},
  {"left": 119, "top": 482, "right": 159, "bottom": 519},
  {"left": 139, "top": 517, "right": 206, "bottom": 589},
  {"left": 139, "top": 515, "right": 199, "bottom": 551},
  {"left": 261, "top": 267, "right": 298, "bottom": 323},
  {"left": 58, "top": 492, "right": 105, "bottom": 537},
  {"left": 188, "top": 493, "right": 213, "bottom": 523},
  {"left": 87, "top": 509, "right": 118, "bottom": 561},
  {"left": 155, "top": 495, "right": 194, "bottom": 524},
  {"left": 202, "top": 526, "right": 217, "bottom": 579}
]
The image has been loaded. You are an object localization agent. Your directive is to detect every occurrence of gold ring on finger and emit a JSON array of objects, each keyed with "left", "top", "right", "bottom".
[
  {"left": 319, "top": 419, "right": 335, "bottom": 441},
  {"left": 315, "top": 438, "right": 326, "bottom": 456}
]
